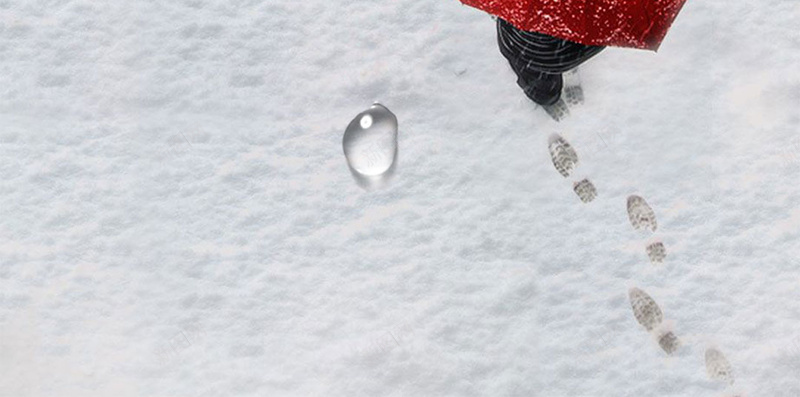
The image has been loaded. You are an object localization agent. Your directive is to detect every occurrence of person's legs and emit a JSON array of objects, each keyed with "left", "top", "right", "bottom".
[
  {"left": 517, "top": 70, "right": 563, "bottom": 106},
  {"left": 496, "top": 18, "right": 605, "bottom": 106}
]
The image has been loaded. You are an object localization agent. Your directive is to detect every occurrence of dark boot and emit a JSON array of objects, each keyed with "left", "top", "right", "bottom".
[
  {"left": 518, "top": 71, "right": 563, "bottom": 106},
  {"left": 496, "top": 18, "right": 604, "bottom": 106}
]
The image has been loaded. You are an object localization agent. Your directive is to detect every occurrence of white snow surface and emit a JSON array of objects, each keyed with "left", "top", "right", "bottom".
[{"left": 1, "top": 0, "right": 799, "bottom": 396}]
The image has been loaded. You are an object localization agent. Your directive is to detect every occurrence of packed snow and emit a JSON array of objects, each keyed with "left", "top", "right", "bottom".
[{"left": 1, "top": 0, "right": 799, "bottom": 396}]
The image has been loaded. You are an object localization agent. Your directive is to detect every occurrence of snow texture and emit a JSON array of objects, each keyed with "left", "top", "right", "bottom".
[{"left": 1, "top": 0, "right": 799, "bottom": 396}]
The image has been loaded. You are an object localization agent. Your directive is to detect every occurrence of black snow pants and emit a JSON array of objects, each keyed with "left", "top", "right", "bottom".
[{"left": 496, "top": 18, "right": 605, "bottom": 106}]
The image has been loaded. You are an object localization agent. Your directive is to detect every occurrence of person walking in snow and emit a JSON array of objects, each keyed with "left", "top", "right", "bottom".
[
  {"left": 459, "top": 0, "right": 687, "bottom": 110},
  {"left": 495, "top": 18, "right": 604, "bottom": 106}
]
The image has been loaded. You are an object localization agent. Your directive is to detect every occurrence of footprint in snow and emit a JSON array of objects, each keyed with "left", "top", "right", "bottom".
[
  {"left": 646, "top": 241, "right": 666, "bottom": 264},
  {"left": 629, "top": 287, "right": 663, "bottom": 332},
  {"left": 542, "top": 69, "right": 583, "bottom": 121},
  {"left": 627, "top": 195, "right": 658, "bottom": 232},
  {"left": 657, "top": 330, "right": 681, "bottom": 355},
  {"left": 573, "top": 178, "right": 597, "bottom": 203},
  {"left": 563, "top": 69, "right": 584, "bottom": 106},
  {"left": 548, "top": 134, "right": 579, "bottom": 178},
  {"left": 705, "top": 347, "right": 735, "bottom": 385},
  {"left": 543, "top": 99, "right": 570, "bottom": 122}
]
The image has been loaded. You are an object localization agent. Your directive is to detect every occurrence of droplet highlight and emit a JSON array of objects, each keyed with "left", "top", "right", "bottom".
[{"left": 360, "top": 114, "right": 373, "bottom": 129}]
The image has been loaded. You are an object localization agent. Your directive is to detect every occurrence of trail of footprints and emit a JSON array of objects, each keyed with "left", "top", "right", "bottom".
[
  {"left": 628, "top": 287, "right": 681, "bottom": 355},
  {"left": 548, "top": 134, "right": 596, "bottom": 203},
  {"left": 545, "top": 133, "right": 738, "bottom": 392}
]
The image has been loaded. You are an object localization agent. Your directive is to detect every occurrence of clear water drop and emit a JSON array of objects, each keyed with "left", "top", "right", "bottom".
[{"left": 343, "top": 103, "right": 398, "bottom": 178}]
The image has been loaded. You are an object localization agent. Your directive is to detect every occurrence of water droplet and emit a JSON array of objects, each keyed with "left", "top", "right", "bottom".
[{"left": 343, "top": 103, "right": 398, "bottom": 181}]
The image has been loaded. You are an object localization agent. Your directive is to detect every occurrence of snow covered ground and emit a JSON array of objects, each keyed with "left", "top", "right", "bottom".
[{"left": 1, "top": 0, "right": 799, "bottom": 396}]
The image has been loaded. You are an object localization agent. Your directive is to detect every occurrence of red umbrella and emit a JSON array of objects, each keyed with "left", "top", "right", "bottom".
[{"left": 461, "top": 0, "right": 688, "bottom": 50}]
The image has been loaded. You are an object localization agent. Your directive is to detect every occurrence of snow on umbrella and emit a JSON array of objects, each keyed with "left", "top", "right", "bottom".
[{"left": 460, "top": 0, "right": 688, "bottom": 50}]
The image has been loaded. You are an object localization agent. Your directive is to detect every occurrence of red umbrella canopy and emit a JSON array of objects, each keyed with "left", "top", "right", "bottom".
[{"left": 461, "top": 0, "right": 688, "bottom": 50}]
